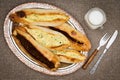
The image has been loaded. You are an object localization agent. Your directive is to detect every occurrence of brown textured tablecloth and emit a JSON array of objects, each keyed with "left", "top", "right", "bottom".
[{"left": 0, "top": 0, "right": 120, "bottom": 80}]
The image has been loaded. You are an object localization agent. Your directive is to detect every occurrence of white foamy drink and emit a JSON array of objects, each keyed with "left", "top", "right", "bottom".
[
  {"left": 88, "top": 10, "right": 104, "bottom": 25},
  {"left": 85, "top": 8, "right": 106, "bottom": 29}
]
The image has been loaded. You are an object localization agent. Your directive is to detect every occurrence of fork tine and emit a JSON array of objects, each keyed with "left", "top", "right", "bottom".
[
  {"left": 101, "top": 33, "right": 107, "bottom": 40},
  {"left": 103, "top": 33, "right": 108, "bottom": 39},
  {"left": 103, "top": 34, "right": 111, "bottom": 43},
  {"left": 99, "top": 33, "right": 110, "bottom": 47},
  {"left": 104, "top": 33, "right": 110, "bottom": 40}
]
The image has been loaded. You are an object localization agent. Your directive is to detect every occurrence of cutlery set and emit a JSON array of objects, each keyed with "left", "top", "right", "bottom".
[{"left": 82, "top": 30, "right": 118, "bottom": 74}]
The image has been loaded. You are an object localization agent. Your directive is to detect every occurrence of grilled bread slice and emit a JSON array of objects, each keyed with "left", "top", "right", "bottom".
[
  {"left": 51, "top": 49, "right": 86, "bottom": 63},
  {"left": 24, "top": 25, "right": 70, "bottom": 50},
  {"left": 10, "top": 9, "right": 69, "bottom": 26},
  {"left": 48, "top": 23, "right": 91, "bottom": 51},
  {"left": 12, "top": 26, "right": 60, "bottom": 71}
]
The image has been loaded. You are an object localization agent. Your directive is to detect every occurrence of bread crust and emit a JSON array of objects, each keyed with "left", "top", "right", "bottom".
[
  {"left": 24, "top": 25, "right": 71, "bottom": 50},
  {"left": 52, "top": 49, "right": 86, "bottom": 63},
  {"left": 10, "top": 8, "right": 92, "bottom": 70},
  {"left": 10, "top": 9, "right": 69, "bottom": 26},
  {"left": 12, "top": 26, "right": 60, "bottom": 71},
  {"left": 50, "top": 23, "right": 91, "bottom": 51}
]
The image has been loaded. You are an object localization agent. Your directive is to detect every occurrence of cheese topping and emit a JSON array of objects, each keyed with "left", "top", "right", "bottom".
[
  {"left": 26, "top": 28, "right": 70, "bottom": 47},
  {"left": 53, "top": 50, "right": 85, "bottom": 60},
  {"left": 24, "top": 14, "right": 68, "bottom": 22}
]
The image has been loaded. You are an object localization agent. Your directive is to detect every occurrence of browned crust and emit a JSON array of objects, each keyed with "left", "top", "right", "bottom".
[
  {"left": 9, "top": 9, "right": 69, "bottom": 26},
  {"left": 54, "top": 23, "right": 91, "bottom": 51},
  {"left": 57, "top": 54, "right": 86, "bottom": 63},
  {"left": 51, "top": 49, "right": 86, "bottom": 63},
  {"left": 21, "top": 9, "right": 66, "bottom": 14},
  {"left": 58, "top": 55, "right": 80, "bottom": 63},
  {"left": 12, "top": 26, "right": 60, "bottom": 71},
  {"left": 12, "top": 36, "right": 52, "bottom": 69}
]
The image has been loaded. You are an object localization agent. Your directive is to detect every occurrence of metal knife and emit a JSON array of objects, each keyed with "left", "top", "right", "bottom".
[{"left": 90, "top": 30, "right": 118, "bottom": 74}]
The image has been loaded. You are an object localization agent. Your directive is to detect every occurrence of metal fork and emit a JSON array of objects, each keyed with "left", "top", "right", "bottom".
[{"left": 82, "top": 33, "right": 111, "bottom": 69}]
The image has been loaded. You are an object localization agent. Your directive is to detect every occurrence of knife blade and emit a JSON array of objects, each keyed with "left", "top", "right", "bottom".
[
  {"left": 106, "top": 30, "right": 118, "bottom": 49},
  {"left": 90, "top": 30, "right": 118, "bottom": 74}
]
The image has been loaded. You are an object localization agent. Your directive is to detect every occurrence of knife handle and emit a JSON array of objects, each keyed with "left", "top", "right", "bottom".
[
  {"left": 82, "top": 49, "right": 99, "bottom": 70},
  {"left": 90, "top": 49, "right": 107, "bottom": 74}
]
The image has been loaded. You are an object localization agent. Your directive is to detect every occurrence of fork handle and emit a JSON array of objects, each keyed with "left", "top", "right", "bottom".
[{"left": 82, "top": 49, "right": 99, "bottom": 70}]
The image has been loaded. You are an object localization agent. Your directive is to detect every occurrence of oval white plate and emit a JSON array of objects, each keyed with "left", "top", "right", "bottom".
[{"left": 4, "top": 2, "right": 87, "bottom": 75}]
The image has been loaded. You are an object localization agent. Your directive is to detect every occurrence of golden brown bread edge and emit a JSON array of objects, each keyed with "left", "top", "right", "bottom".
[
  {"left": 9, "top": 8, "right": 91, "bottom": 51},
  {"left": 48, "top": 23, "right": 91, "bottom": 51},
  {"left": 18, "top": 25, "right": 87, "bottom": 63},
  {"left": 24, "top": 23, "right": 91, "bottom": 51},
  {"left": 51, "top": 49, "right": 86, "bottom": 63},
  {"left": 12, "top": 26, "right": 60, "bottom": 71},
  {"left": 9, "top": 9, "right": 69, "bottom": 27}
]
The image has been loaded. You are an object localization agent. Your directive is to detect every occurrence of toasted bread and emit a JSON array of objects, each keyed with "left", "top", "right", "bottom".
[
  {"left": 24, "top": 25, "right": 70, "bottom": 50},
  {"left": 48, "top": 23, "right": 91, "bottom": 51},
  {"left": 52, "top": 49, "right": 86, "bottom": 63},
  {"left": 10, "top": 8, "right": 69, "bottom": 26},
  {"left": 12, "top": 26, "right": 60, "bottom": 71}
]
